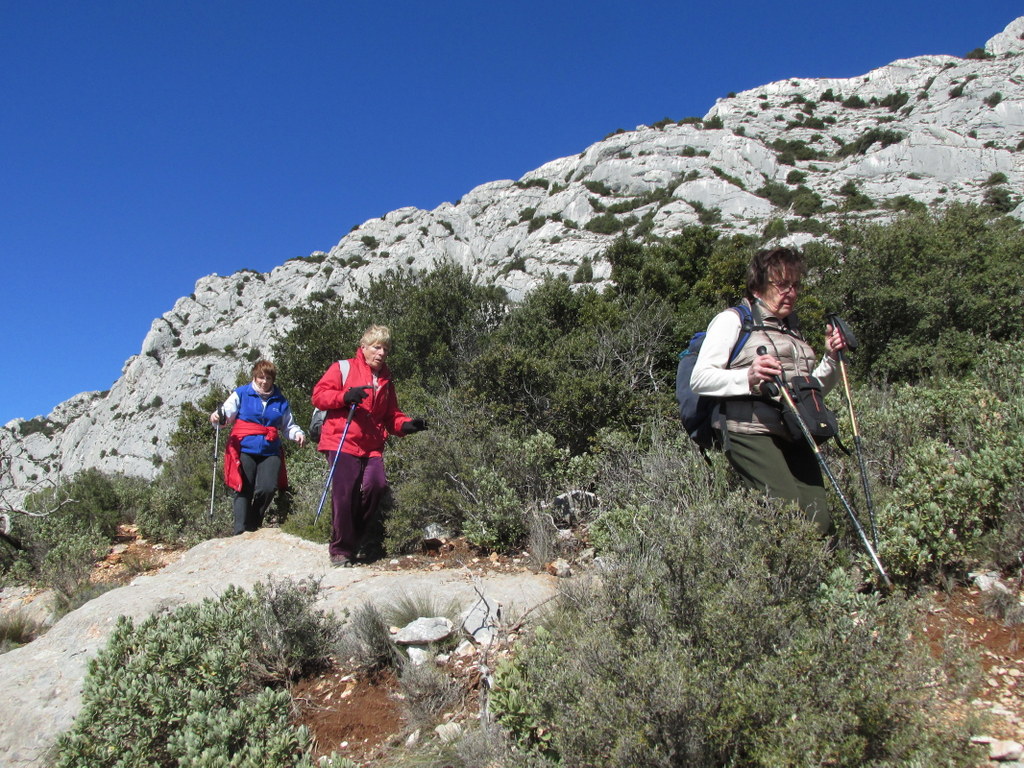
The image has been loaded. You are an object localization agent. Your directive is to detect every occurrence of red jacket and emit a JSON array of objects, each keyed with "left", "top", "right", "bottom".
[
  {"left": 311, "top": 348, "right": 412, "bottom": 457},
  {"left": 223, "top": 420, "right": 288, "bottom": 492}
]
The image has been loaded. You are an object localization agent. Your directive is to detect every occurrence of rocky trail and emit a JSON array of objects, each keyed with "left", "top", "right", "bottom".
[{"left": 3, "top": 526, "right": 1024, "bottom": 766}]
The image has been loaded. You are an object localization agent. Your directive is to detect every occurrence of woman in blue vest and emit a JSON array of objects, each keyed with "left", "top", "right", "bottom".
[{"left": 210, "top": 360, "right": 306, "bottom": 534}]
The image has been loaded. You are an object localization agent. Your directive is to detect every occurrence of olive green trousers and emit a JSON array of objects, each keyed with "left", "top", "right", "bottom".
[{"left": 725, "top": 431, "right": 833, "bottom": 537}]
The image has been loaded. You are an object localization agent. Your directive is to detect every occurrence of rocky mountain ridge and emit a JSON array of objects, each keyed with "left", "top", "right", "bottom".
[{"left": 3, "top": 17, "right": 1023, "bottom": 500}]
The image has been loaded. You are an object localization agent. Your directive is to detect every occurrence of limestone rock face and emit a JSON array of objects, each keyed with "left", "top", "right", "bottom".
[{"left": 3, "top": 17, "right": 1024, "bottom": 498}]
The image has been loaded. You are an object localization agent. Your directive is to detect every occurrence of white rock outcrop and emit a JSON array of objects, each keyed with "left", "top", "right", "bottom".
[{"left": 3, "top": 17, "right": 1024, "bottom": 499}]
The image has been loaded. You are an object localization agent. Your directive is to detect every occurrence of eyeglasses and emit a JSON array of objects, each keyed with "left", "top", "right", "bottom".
[{"left": 769, "top": 280, "right": 802, "bottom": 294}]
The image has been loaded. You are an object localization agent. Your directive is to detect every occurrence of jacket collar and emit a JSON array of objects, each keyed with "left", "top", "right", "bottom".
[{"left": 354, "top": 347, "right": 392, "bottom": 383}]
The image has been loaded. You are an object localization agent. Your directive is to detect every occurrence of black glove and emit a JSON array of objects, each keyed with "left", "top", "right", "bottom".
[
  {"left": 402, "top": 417, "right": 428, "bottom": 434},
  {"left": 343, "top": 386, "right": 372, "bottom": 406}
]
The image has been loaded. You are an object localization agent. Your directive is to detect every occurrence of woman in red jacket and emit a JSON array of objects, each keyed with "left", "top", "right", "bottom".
[{"left": 312, "top": 325, "right": 427, "bottom": 567}]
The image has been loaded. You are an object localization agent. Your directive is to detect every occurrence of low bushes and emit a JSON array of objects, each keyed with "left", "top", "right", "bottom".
[
  {"left": 52, "top": 577, "right": 340, "bottom": 768},
  {"left": 490, "top": 427, "right": 979, "bottom": 766},
  {"left": 3, "top": 469, "right": 144, "bottom": 599},
  {"left": 849, "top": 341, "right": 1024, "bottom": 582},
  {"left": 385, "top": 397, "right": 594, "bottom": 553}
]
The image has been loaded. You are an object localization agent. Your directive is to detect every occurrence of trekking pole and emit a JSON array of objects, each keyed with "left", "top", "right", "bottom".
[
  {"left": 313, "top": 403, "right": 357, "bottom": 526},
  {"left": 827, "top": 314, "right": 879, "bottom": 550},
  {"left": 209, "top": 409, "right": 224, "bottom": 520},
  {"left": 758, "top": 347, "right": 892, "bottom": 589}
]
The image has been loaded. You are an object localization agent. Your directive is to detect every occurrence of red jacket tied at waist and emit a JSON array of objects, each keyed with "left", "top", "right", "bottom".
[{"left": 223, "top": 420, "right": 288, "bottom": 492}]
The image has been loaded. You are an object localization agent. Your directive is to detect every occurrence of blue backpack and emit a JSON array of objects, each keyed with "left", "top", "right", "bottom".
[{"left": 675, "top": 304, "right": 755, "bottom": 449}]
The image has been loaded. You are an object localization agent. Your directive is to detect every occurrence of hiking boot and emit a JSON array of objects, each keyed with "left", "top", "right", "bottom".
[{"left": 330, "top": 555, "right": 356, "bottom": 568}]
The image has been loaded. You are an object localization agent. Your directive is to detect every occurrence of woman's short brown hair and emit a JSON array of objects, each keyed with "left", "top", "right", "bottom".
[
  {"left": 251, "top": 359, "right": 277, "bottom": 381},
  {"left": 745, "top": 247, "right": 806, "bottom": 299}
]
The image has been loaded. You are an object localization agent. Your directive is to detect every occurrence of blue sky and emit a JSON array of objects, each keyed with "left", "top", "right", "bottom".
[{"left": 1, "top": 1, "right": 1020, "bottom": 425}]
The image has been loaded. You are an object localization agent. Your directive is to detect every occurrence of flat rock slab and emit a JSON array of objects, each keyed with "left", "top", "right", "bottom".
[{"left": 0, "top": 528, "right": 555, "bottom": 768}]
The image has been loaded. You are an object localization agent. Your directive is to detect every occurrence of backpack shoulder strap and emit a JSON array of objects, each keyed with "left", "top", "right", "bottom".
[{"left": 726, "top": 304, "right": 755, "bottom": 365}]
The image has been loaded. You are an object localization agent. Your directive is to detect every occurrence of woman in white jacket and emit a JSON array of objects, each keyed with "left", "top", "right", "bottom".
[{"left": 690, "top": 247, "right": 845, "bottom": 535}]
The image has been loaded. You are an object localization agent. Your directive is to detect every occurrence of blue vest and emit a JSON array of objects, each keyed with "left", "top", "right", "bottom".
[{"left": 236, "top": 383, "right": 289, "bottom": 456}]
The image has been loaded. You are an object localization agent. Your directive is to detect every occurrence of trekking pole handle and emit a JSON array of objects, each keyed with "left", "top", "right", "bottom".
[
  {"left": 755, "top": 346, "right": 781, "bottom": 397},
  {"left": 827, "top": 313, "right": 859, "bottom": 351}
]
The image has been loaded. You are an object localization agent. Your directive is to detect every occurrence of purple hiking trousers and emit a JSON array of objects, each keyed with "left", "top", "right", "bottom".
[{"left": 327, "top": 452, "right": 388, "bottom": 560}]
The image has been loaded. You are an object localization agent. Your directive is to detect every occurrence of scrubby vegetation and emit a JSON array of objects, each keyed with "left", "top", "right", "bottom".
[
  {"left": 4, "top": 202, "right": 1023, "bottom": 765},
  {"left": 51, "top": 577, "right": 340, "bottom": 768},
  {"left": 490, "top": 432, "right": 977, "bottom": 765}
]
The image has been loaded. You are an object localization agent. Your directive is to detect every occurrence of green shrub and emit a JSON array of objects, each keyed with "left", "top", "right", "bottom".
[
  {"left": 965, "top": 47, "right": 993, "bottom": 60},
  {"left": 490, "top": 658, "right": 557, "bottom": 756},
  {"left": 878, "top": 91, "right": 909, "bottom": 112},
  {"left": 53, "top": 577, "right": 339, "bottom": 768},
  {"left": 17, "top": 417, "right": 56, "bottom": 438},
  {"left": 770, "top": 137, "right": 826, "bottom": 161},
  {"left": 689, "top": 200, "right": 722, "bottom": 225},
  {"left": 756, "top": 179, "right": 795, "bottom": 208},
  {"left": 277, "top": 446, "right": 333, "bottom": 543},
  {"left": 811, "top": 204, "right": 1024, "bottom": 381},
  {"left": 711, "top": 166, "right": 744, "bottom": 188},
  {"left": 851, "top": 365, "right": 1024, "bottom": 582},
  {"left": 7, "top": 469, "right": 141, "bottom": 593},
  {"left": 272, "top": 262, "right": 507, "bottom": 425},
  {"left": 461, "top": 466, "right": 525, "bottom": 551},
  {"left": 763, "top": 217, "right": 788, "bottom": 239},
  {"left": 504, "top": 427, "right": 977, "bottom": 766},
  {"left": 135, "top": 389, "right": 234, "bottom": 545},
  {"left": 584, "top": 213, "right": 624, "bottom": 234},
  {"left": 176, "top": 342, "right": 219, "bottom": 358},
  {"left": 837, "top": 129, "right": 904, "bottom": 157},
  {"left": 582, "top": 180, "right": 613, "bottom": 196},
  {"left": 839, "top": 180, "right": 874, "bottom": 211},
  {"left": 307, "top": 289, "right": 338, "bottom": 303},
  {"left": 515, "top": 178, "right": 550, "bottom": 190},
  {"left": 881, "top": 195, "right": 926, "bottom": 213},
  {"left": 791, "top": 185, "right": 824, "bottom": 217},
  {"left": 571, "top": 258, "right": 593, "bottom": 284},
  {"left": 500, "top": 255, "right": 528, "bottom": 274},
  {"left": 386, "top": 393, "right": 594, "bottom": 553},
  {"left": 983, "top": 186, "right": 1018, "bottom": 213}
]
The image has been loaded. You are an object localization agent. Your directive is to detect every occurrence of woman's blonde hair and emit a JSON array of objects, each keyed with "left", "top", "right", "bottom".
[{"left": 359, "top": 324, "right": 392, "bottom": 349}]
